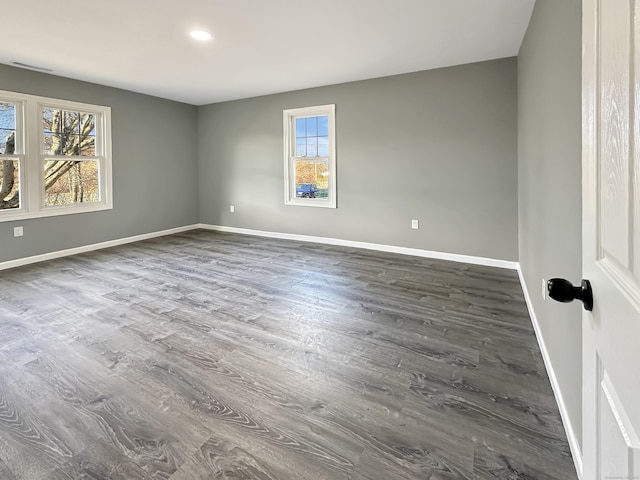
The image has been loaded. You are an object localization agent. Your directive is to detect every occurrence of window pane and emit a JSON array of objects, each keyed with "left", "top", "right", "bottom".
[
  {"left": 45, "top": 133, "right": 82, "bottom": 155},
  {"left": 44, "top": 160, "right": 100, "bottom": 206},
  {"left": 43, "top": 110, "right": 96, "bottom": 156},
  {"left": 62, "top": 111, "right": 80, "bottom": 134},
  {"left": 0, "top": 159, "right": 20, "bottom": 209},
  {"left": 43, "top": 108, "right": 60, "bottom": 133},
  {"left": 306, "top": 137, "right": 317, "bottom": 157},
  {"left": 79, "top": 113, "right": 96, "bottom": 156},
  {"left": 306, "top": 116, "right": 318, "bottom": 136},
  {"left": 318, "top": 136, "right": 329, "bottom": 157},
  {"left": 79, "top": 113, "right": 94, "bottom": 131},
  {"left": 296, "top": 117, "right": 306, "bottom": 138},
  {"left": 295, "top": 159, "right": 329, "bottom": 198},
  {"left": 81, "top": 135, "right": 96, "bottom": 156},
  {"left": 0, "top": 102, "right": 16, "bottom": 154},
  {"left": 296, "top": 139, "right": 306, "bottom": 157},
  {"left": 318, "top": 115, "right": 329, "bottom": 136}
]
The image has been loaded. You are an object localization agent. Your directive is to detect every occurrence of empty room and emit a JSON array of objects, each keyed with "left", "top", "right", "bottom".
[{"left": 1, "top": 0, "right": 639, "bottom": 479}]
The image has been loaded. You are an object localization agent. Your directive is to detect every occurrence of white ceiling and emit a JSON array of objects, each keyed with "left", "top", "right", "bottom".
[{"left": 0, "top": 0, "right": 535, "bottom": 106}]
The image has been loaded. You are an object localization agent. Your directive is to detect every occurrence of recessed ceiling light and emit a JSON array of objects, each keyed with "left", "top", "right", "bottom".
[{"left": 190, "top": 30, "right": 213, "bottom": 41}]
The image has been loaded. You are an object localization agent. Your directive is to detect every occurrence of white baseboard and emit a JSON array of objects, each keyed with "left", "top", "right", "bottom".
[
  {"left": 0, "top": 224, "right": 198, "bottom": 271},
  {"left": 0, "top": 222, "right": 518, "bottom": 271},
  {"left": 197, "top": 224, "right": 519, "bottom": 270},
  {"left": 517, "top": 266, "right": 583, "bottom": 479}
]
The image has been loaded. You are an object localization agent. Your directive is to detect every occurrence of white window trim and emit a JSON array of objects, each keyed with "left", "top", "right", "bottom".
[
  {"left": 0, "top": 89, "right": 112, "bottom": 223},
  {"left": 283, "top": 104, "right": 336, "bottom": 208}
]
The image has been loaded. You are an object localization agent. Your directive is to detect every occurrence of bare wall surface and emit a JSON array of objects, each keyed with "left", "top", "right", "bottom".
[
  {"left": 198, "top": 59, "right": 518, "bottom": 261},
  {"left": 0, "top": 64, "right": 199, "bottom": 263},
  {"left": 518, "top": 0, "right": 583, "bottom": 450}
]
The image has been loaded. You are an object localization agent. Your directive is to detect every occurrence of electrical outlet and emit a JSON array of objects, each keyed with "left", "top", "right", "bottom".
[
  {"left": 542, "top": 278, "right": 546, "bottom": 300},
  {"left": 230, "top": 205, "right": 235, "bottom": 213},
  {"left": 13, "top": 226, "right": 23, "bottom": 237},
  {"left": 411, "top": 219, "right": 419, "bottom": 230}
]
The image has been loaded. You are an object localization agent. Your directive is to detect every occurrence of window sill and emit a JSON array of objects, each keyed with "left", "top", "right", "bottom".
[
  {"left": 0, "top": 203, "right": 113, "bottom": 223},
  {"left": 285, "top": 198, "right": 336, "bottom": 209}
]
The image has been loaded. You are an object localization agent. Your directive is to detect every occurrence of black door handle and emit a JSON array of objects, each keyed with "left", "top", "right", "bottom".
[{"left": 547, "top": 278, "right": 593, "bottom": 311}]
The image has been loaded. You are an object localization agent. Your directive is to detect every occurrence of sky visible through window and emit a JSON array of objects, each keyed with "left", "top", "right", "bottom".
[{"left": 296, "top": 115, "right": 329, "bottom": 157}]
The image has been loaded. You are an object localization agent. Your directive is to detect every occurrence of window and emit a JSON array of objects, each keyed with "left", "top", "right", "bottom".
[
  {"left": 0, "top": 101, "right": 21, "bottom": 211},
  {"left": 283, "top": 104, "right": 336, "bottom": 208},
  {"left": 0, "top": 89, "right": 112, "bottom": 222}
]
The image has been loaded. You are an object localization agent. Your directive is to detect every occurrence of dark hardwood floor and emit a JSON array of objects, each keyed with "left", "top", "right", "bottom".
[{"left": 0, "top": 230, "right": 576, "bottom": 479}]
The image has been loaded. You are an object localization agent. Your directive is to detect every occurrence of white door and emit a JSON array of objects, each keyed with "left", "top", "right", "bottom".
[{"left": 582, "top": 0, "right": 640, "bottom": 479}]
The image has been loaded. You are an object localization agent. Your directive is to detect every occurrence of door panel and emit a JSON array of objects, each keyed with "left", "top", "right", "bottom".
[
  {"left": 599, "top": 369, "right": 640, "bottom": 479},
  {"left": 599, "top": 0, "right": 630, "bottom": 270},
  {"left": 583, "top": 0, "right": 640, "bottom": 479}
]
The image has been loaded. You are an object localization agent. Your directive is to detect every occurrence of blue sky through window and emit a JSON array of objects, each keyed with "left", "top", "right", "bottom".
[{"left": 295, "top": 115, "right": 329, "bottom": 157}]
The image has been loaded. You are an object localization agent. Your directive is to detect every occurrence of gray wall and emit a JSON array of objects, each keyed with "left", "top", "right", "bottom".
[
  {"left": 198, "top": 58, "right": 519, "bottom": 261},
  {"left": 0, "top": 64, "right": 199, "bottom": 263},
  {"left": 518, "top": 0, "right": 583, "bottom": 450}
]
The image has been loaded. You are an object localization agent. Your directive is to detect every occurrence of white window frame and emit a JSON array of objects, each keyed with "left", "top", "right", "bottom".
[
  {"left": 0, "top": 96, "right": 25, "bottom": 215},
  {"left": 0, "top": 89, "right": 112, "bottom": 222},
  {"left": 283, "top": 104, "right": 336, "bottom": 208}
]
